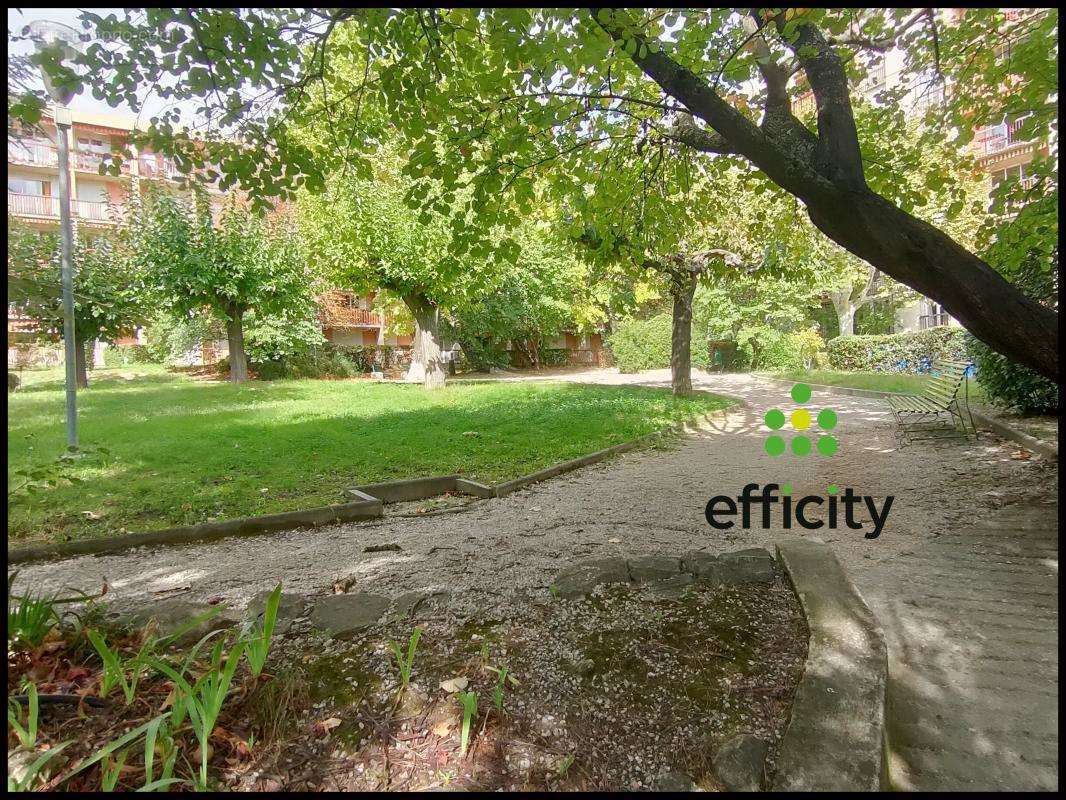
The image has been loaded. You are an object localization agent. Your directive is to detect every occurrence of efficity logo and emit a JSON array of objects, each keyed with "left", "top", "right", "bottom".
[{"left": 704, "top": 383, "right": 894, "bottom": 539}]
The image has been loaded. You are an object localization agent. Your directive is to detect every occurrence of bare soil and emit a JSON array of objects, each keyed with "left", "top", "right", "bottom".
[{"left": 230, "top": 573, "right": 807, "bottom": 792}]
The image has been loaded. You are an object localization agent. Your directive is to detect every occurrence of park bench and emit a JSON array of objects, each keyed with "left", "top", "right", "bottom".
[{"left": 886, "top": 358, "right": 977, "bottom": 445}]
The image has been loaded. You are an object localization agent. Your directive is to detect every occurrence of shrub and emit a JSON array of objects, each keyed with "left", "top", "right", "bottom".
[
  {"left": 756, "top": 328, "right": 824, "bottom": 371},
  {"left": 540, "top": 348, "right": 570, "bottom": 367},
  {"left": 826, "top": 328, "right": 969, "bottom": 373},
  {"left": 457, "top": 337, "right": 510, "bottom": 371},
  {"left": 251, "top": 344, "right": 414, "bottom": 380},
  {"left": 967, "top": 335, "right": 1058, "bottom": 413},
  {"left": 243, "top": 311, "right": 325, "bottom": 363},
  {"left": 608, "top": 314, "right": 710, "bottom": 373},
  {"left": 101, "top": 344, "right": 156, "bottom": 367}
]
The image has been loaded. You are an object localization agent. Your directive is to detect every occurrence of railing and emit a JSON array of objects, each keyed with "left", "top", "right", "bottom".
[
  {"left": 136, "top": 155, "right": 182, "bottom": 180},
  {"left": 8, "top": 139, "right": 58, "bottom": 168},
  {"left": 973, "top": 118, "right": 1032, "bottom": 156},
  {"left": 8, "top": 193, "right": 61, "bottom": 218},
  {"left": 75, "top": 199, "right": 112, "bottom": 221},
  {"left": 74, "top": 150, "right": 132, "bottom": 175},
  {"left": 919, "top": 313, "right": 951, "bottom": 329},
  {"left": 8, "top": 193, "right": 112, "bottom": 223},
  {"left": 344, "top": 307, "right": 386, "bottom": 326}
]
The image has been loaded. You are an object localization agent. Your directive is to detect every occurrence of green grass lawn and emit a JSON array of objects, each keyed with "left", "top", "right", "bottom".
[
  {"left": 8, "top": 366, "right": 732, "bottom": 545},
  {"left": 767, "top": 369, "right": 988, "bottom": 404}
]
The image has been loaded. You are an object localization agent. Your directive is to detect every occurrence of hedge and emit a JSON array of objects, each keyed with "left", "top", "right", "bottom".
[
  {"left": 755, "top": 328, "right": 824, "bottom": 372},
  {"left": 608, "top": 314, "right": 710, "bottom": 373},
  {"left": 967, "top": 333, "right": 1058, "bottom": 414},
  {"left": 252, "top": 344, "right": 413, "bottom": 381},
  {"left": 826, "top": 328, "right": 970, "bottom": 373}
]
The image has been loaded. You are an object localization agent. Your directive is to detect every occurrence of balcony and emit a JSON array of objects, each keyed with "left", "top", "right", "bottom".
[
  {"left": 919, "top": 313, "right": 951, "bottom": 329},
  {"left": 9, "top": 137, "right": 179, "bottom": 179},
  {"left": 973, "top": 119, "right": 1033, "bottom": 156},
  {"left": 74, "top": 150, "right": 132, "bottom": 175},
  {"left": 8, "top": 193, "right": 113, "bottom": 224},
  {"left": 8, "top": 139, "right": 58, "bottom": 168},
  {"left": 136, "top": 155, "right": 183, "bottom": 181}
]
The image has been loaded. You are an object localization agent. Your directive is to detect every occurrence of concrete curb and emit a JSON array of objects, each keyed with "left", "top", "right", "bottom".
[
  {"left": 967, "top": 409, "right": 1058, "bottom": 460},
  {"left": 759, "top": 375, "right": 1057, "bottom": 460},
  {"left": 10, "top": 403, "right": 740, "bottom": 566},
  {"left": 345, "top": 406, "right": 740, "bottom": 503},
  {"left": 7, "top": 497, "right": 382, "bottom": 565},
  {"left": 772, "top": 539, "right": 888, "bottom": 791}
]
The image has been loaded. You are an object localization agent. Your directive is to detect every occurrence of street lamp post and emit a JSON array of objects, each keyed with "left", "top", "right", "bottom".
[{"left": 27, "top": 20, "right": 82, "bottom": 449}]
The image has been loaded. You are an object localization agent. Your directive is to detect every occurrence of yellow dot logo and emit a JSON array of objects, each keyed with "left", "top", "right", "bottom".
[{"left": 790, "top": 408, "right": 811, "bottom": 430}]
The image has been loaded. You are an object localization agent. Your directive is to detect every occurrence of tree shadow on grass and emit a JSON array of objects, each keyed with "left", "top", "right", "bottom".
[{"left": 8, "top": 381, "right": 733, "bottom": 543}]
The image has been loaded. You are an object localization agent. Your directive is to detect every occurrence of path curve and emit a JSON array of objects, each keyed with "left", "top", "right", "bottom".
[{"left": 18, "top": 369, "right": 1057, "bottom": 790}]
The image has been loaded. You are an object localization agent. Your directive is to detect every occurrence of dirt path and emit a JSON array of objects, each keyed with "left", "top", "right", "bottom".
[{"left": 19, "top": 369, "right": 1057, "bottom": 790}]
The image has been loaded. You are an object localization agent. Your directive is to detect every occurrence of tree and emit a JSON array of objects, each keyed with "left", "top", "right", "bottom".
[
  {"left": 452, "top": 216, "right": 593, "bottom": 371},
  {"left": 7, "top": 217, "right": 148, "bottom": 387},
  {"left": 27, "top": 8, "right": 1058, "bottom": 379},
  {"left": 133, "top": 189, "right": 313, "bottom": 382},
  {"left": 296, "top": 149, "right": 495, "bottom": 389}
]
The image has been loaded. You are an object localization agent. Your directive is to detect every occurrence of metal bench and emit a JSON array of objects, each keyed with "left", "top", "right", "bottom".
[{"left": 886, "top": 359, "right": 977, "bottom": 445}]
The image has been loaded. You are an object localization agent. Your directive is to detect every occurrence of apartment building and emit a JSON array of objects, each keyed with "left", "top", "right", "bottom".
[
  {"left": 7, "top": 108, "right": 233, "bottom": 365},
  {"left": 317, "top": 289, "right": 413, "bottom": 348}
]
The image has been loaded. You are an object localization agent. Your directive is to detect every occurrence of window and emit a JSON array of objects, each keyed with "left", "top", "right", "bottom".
[
  {"left": 77, "top": 136, "right": 108, "bottom": 153},
  {"left": 7, "top": 177, "right": 48, "bottom": 196}
]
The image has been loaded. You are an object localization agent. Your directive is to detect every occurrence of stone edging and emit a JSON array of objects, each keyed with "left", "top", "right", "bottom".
[
  {"left": 9, "top": 403, "right": 741, "bottom": 566},
  {"left": 759, "top": 375, "right": 1058, "bottom": 460},
  {"left": 771, "top": 538, "right": 888, "bottom": 791}
]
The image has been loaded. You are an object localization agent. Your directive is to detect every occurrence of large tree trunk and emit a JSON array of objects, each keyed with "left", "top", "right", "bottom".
[
  {"left": 830, "top": 291, "right": 857, "bottom": 337},
  {"left": 600, "top": 14, "right": 1060, "bottom": 381},
  {"left": 403, "top": 294, "right": 447, "bottom": 389},
  {"left": 669, "top": 270, "right": 698, "bottom": 396},
  {"left": 75, "top": 340, "right": 89, "bottom": 388},
  {"left": 225, "top": 305, "right": 249, "bottom": 383}
]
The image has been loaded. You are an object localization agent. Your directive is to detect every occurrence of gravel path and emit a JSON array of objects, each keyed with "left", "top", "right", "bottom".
[{"left": 18, "top": 368, "right": 1057, "bottom": 790}]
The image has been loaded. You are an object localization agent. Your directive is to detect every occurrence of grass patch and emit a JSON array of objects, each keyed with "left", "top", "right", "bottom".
[
  {"left": 767, "top": 369, "right": 988, "bottom": 404},
  {"left": 8, "top": 367, "right": 732, "bottom": 545}
]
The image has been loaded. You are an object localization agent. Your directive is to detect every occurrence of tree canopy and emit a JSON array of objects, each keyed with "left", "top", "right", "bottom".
[{"left": 10, "top": 8, "right": 1058, "bottom": 378}]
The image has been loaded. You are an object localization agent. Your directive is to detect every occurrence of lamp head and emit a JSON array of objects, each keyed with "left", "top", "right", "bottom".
[{"left": 24, "top": 20, "right": 84, "bottom": 106}]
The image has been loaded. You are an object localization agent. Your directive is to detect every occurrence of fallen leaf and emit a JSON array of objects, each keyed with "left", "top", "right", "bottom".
[
  {"left": 431, "top": 721, "right": 452, "bottom": 737},
  {"left": 1011, "top": 449, "right": 1032, "bottom": 460},
  {"left": 315, "top": 717, "right": 342, "bottom": 734},
  {"left": 439, "top": 676, "right": 469, "bottom": 693}
]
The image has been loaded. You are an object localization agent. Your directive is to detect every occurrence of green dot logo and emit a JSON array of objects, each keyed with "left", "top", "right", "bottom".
[
  {"left": 763, "top": 384, "right": 839, "bottom": 458},
  {"left": 765, "top": 434, "right": 786, "bottom": 456}
]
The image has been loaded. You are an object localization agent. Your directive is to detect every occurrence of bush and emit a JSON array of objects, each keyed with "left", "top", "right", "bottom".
[
  {"left": 541, "top": 348, "right": 571, "bottom": 367},
  {"left": 243, "top": 311, "right": 325, "bottom": 363},
  {"left": 101, "top": 344, "right": 156, "bottom": 367},
  {"left": 756, "top": 328, "right": 824, "bottom": 371},
  {"left": 251, "top": 344, "right": 414, "bottom": 380},
  {"left": 457, "top": 337, "right": 510, "bottom": 371},
  {"left": 608, "top": 314, "right": 710, "bottom": 373},
  {"left": 967, "top": 335, "right": 1058, "bottom": 413},
  {"left": 826, "top": 328, "right": 969, "bottom": 373}
]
